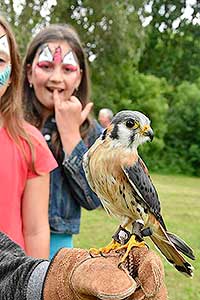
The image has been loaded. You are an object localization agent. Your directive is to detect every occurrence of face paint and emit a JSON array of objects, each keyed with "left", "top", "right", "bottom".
[
  {"left": 38, "top": 45, "right": 62, "bottom": 65},
  {"left": 63, "top": 51, "right": 78, "bottom": 71},
  {"left": 0, "top": 35, "right": 10, "bottom": 56},
  {"left": 0, "top": 64, "right": 11, "bottom": 87},
  {"left": 38, "top": 45, "right": 53, "bottom": 65},
  {"left": 53, "top": 46, "right": 62, "bottom": 64},
  {"left": 37, "top": 44, "right": 78, "bottom": 71}
]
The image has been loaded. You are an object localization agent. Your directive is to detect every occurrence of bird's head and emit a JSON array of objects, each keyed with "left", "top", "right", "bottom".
[{"left": 103, "top": 110, "right": 154, "bottom": 150}]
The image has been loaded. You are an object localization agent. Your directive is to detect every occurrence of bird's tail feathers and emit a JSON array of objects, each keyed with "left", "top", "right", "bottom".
[
  {"left": 149, "top": 222, "right": 194, "bottom": 277},
  {"left": 167, "top": 232, "right": 195, "bottom": 260}
]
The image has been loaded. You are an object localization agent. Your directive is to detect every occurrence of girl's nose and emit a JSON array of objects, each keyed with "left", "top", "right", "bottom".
[{"left": 49, "top": 66, "right": 63, "bottom": 82}]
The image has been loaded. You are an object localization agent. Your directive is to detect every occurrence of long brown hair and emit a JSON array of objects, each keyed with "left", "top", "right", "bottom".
[
  {"left": 0, "top": 16, "right": 35, "bottom": 168},
  {"left": 22, "top": 24, "right": 93, "bottom": 160}
]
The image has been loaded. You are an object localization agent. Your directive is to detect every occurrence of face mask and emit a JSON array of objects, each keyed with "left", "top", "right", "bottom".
[
  {"left": 0, "top": 34, "right": 11, "bottom": 87},
  {"left": 0, "top": 64, "right": 11, "bottom": 87}
]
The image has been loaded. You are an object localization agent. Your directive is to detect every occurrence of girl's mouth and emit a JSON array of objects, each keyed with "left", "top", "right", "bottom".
[{"left": 46, "top": 87, "right": 64, "bottom": 93}]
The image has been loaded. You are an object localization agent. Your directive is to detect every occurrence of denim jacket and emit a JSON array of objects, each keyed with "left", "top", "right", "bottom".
[{"left": 42, "top": 117, "right": 102, "bottom": 234}]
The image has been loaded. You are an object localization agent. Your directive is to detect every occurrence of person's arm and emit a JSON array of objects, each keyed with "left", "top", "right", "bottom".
[
  {"left": 0, "top": 232, "right": 46, "bottom": 300},
  {"left": 22, "top": 173, "right": 50, "bottom": 259},
  {"left": 0, "top": 232, "right": 167, "bottom": 300},
  {"left": 53, "top": 90, "right": 101, "bottom": 209},
  {"left": 62, "top": 121, "right": 102, "bottom": 210}
]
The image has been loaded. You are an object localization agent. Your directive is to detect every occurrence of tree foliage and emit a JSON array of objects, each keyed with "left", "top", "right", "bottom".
[
  {"left": 163, "top": 80, "right": 200, "bottom": 176},
  {"left": 138, "top": 0, "right": 200, "bottom": 84}
]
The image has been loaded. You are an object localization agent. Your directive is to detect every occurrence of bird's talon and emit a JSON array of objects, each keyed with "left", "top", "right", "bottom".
[
  {"left": 89, "top": 248, "right": 101, "bottom": 257},
  {"left": 89, "top": 252, "right": 95, "bottom": 258},
  {"left": 100, "top": 251, "right": 106, "bottom": 257},
  {"left": 115, "top": 249, "right": 121, "bottom": 254},
  {"left": 89, "top": 240, "right": 121, "bottom": 257}
]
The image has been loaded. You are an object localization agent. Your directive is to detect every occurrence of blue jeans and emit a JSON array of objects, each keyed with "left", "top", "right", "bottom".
[{"left": 50, "top": 232, "right": 73, "bottom": 259}]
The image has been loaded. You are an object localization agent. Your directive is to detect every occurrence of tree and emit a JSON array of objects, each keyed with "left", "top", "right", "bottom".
[
  {"left": 162, "top": 80, "right": 200, "bottom": 175},
  {"left": 138, "top": 0, "right": 200, "bottom": 84}
]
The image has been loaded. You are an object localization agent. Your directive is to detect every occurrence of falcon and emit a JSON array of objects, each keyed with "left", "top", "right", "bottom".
[{"left": 83, "top": 110, "right": 195, "bottom": 277}]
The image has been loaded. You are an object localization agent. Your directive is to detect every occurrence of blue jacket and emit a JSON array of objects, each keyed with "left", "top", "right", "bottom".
[{"left": 42, "top": 117, "right": 102, "bottom": 234}]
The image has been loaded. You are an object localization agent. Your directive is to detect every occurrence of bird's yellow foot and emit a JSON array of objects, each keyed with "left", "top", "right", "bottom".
[
  {"left": 116, "top": 234, "right": 146, "bottom": 265},
  {"left": 89, "top": 239, "right": 121, "bottom": 256}
]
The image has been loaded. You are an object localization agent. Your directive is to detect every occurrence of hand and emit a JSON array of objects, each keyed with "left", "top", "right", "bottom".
[
  {"left": 53, "top": 90, "right": 93, "bottom": 154},
  {"left": 43, "top": 247, "right": 167, "bottom": 300},
  {"left": 43, "top": 248, "right": 136, "bottom": 300}
]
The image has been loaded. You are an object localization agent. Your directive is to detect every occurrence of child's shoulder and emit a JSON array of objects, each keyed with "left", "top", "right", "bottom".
[{"left": 23, "top": 122, "right": 46, "bottom": 145}]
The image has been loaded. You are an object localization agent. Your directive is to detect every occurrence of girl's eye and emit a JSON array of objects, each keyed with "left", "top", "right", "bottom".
[
  {"left": 0, "top": 58, "right": 6, "bottom": 64},
  {"left": 37, "top": 61, "right": 52, "bottom": 69},
  {"left": 63, "top": 64, "right": 78, "bottom": 72}
]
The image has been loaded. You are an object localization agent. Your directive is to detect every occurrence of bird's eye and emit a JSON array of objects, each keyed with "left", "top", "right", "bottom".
[{"left": 125, "top": 119, "right": 136, "bottom": 128}]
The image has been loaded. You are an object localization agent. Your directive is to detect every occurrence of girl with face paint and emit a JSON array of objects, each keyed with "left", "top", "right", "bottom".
[
  {"left": 0, "top": 16, "right": 57, "bottom": 259},
  {"left": 22, "top": 24, "right": 102, "bottom": 258}
]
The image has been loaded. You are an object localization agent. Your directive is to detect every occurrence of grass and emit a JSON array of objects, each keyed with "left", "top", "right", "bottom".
[{"left": 74, "top": 174, "right": 200, "bottom": 300}]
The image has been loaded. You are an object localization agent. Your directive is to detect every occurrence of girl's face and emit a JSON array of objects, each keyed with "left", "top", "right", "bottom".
[
  {"left": 0, "top": 25, "right": 11, "bottom": 99},
  {"left": 27, "top": 40, "right": 82, "bottom": 114}
]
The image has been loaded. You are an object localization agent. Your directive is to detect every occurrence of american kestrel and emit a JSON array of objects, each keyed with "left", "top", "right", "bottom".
[{"left": 83, "top": 110, "right": 195, "bottom": 276}]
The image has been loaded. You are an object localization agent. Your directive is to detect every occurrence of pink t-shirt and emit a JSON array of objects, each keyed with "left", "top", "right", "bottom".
[{"left": 0, "top": 123, "right": 58, "bottom": 248}]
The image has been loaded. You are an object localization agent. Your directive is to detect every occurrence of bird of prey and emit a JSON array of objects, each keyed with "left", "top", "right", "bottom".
[{"left": 83, "top": 110, "right": 195, "bottom": 277}]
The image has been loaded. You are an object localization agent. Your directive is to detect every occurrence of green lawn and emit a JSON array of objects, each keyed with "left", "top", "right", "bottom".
[{"left": 74, "top": 174, "right": 200, "bottom": 300}]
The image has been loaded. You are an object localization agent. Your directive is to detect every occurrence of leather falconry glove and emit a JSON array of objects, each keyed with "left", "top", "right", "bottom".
[
  {"left": 43, "top": 247, "right": 167, "bottom": 300},
  {"left": 43, "top": 247, "right": 136, "bottom": 300}
]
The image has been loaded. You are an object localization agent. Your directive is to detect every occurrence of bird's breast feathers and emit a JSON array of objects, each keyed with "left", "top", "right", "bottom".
[{"left": 84, "top": 139, "right": 145, "bottom": 220}]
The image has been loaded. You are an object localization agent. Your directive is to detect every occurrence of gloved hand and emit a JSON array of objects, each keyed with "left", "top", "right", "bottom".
[
  {"left": 43, "top": 246, "right": 167, "bottom": 300},
  {"left": 43, "top": 248, "right": 136, "bottom": 299}
]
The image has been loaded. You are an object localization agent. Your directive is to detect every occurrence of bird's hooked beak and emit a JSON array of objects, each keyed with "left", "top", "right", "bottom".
[{"left": 141, "top": 125, "right": 154, "bottom": 142}]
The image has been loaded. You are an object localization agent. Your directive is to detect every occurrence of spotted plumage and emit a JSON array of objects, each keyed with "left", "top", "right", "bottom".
[{"left": 83, "top": 110, "right": 195, "bottom": 277}]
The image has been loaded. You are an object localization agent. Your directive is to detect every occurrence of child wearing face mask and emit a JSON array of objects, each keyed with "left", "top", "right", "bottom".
[
  {"left": 0, "top": 16, "right": 58, "bottom": 259},
  {"left": 22, "top": 24, "right": 102, "bottom": 258}
]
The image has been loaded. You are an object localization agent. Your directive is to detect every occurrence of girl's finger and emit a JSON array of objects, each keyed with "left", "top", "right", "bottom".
[
  {"left": 53, "top": 89, "right": 61, "bottom": 107},
  {"left": 69, "top": 95, "right": 80, "bottom": 103},
  {"left": 81, "top": 102, "right": 93, "bottom": 123}
]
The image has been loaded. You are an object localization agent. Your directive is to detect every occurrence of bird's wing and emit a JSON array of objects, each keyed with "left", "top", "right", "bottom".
[{"left": 122, "top": 156, "right": 166, "bottom": 229}]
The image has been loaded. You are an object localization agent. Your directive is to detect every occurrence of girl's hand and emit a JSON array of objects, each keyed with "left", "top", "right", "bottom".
[{"left": 53, "top": 89, "right": 93, "bottom": 154}]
